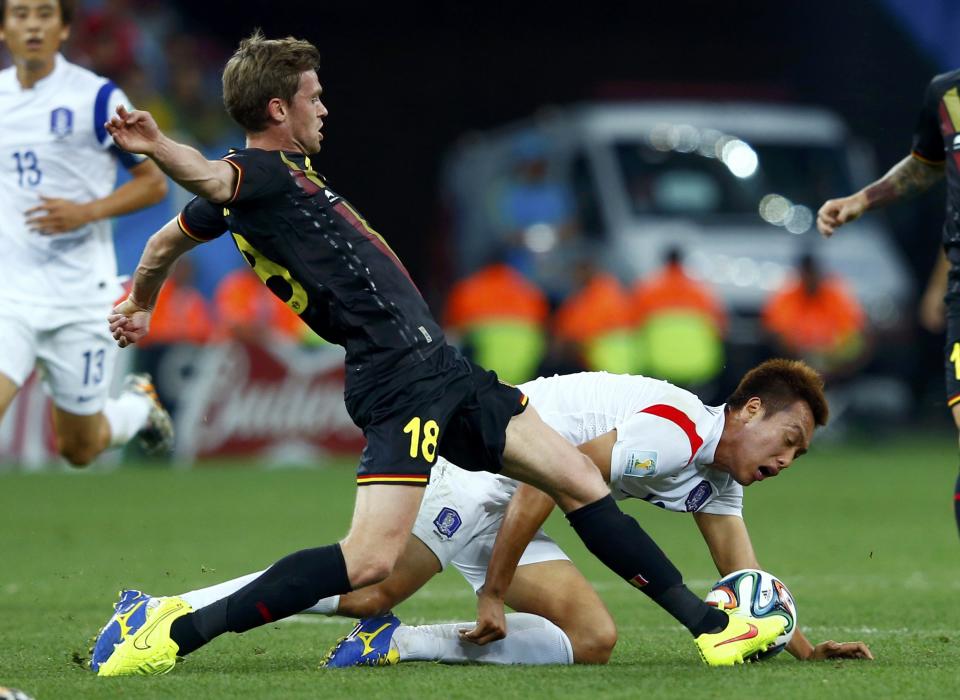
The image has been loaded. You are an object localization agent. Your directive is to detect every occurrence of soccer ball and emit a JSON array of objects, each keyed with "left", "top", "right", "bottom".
[{"left": 704, "top": 568, "right": 797, "bottom": 660}]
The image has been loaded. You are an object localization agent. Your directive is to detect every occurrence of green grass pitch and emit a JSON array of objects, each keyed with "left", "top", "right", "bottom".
[{"left": 1, "top": 434, "right": 959, "bottom": 699}]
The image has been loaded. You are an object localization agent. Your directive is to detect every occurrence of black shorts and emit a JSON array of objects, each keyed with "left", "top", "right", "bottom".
[
  {"left": 349, "top": 344, "right": 528, "bottom": 486},
  {"left": 945, "top": 255, "right": 960, "bottom": 407}
]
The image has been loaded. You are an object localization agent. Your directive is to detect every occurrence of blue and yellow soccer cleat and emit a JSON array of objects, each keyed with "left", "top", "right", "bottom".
[
  {"left": 694, "top": 611, "right": 787, "bottom": 666},
  {"left": 322, "top": 614, "right": 401, "bottom": 668},
  {"left": 96, "top": 595, "right": 192, "bottom": 677},
  {"left": 90, "top": 589, "right": 152, "bottom": 673}
]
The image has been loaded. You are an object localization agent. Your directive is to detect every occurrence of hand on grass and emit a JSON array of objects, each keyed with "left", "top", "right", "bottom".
[{"left": 460, "top": 588, "right": 507, "bottom": 645}]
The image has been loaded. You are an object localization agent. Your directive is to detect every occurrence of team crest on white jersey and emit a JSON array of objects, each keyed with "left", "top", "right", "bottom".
[
  {"left": 433, "top": 507, "right": 462, "bottom": 538},
  {"left": 50, "top": 107, "right": 73, "bottom": 139},
  {"left": 622, "top": 450, "right": 658, "bottom": 478}
]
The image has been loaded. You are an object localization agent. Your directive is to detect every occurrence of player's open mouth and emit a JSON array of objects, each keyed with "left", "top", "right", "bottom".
[{"left": 756, "top": 466, "right": 777, "bottom": 481}]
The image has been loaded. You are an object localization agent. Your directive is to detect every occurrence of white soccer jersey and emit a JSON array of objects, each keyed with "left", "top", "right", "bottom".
[
  {"left": 0, "top": 54, "right": 141, "bottom": 307},
  {"left": 495, "top": 371, "right": 742, "bottom": 516}
]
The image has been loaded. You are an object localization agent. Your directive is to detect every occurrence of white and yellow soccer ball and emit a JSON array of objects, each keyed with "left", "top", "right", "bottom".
[{"left": 705, "top": 568, "right": 797, "bottom": 660}]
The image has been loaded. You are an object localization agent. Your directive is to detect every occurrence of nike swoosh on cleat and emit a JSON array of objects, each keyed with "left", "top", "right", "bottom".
[
  {"left": 132, "top": 605, "right": 184, "bottom": 651},
  {"left": 714, "top": 623, "right": 758, "bottom": 647}
]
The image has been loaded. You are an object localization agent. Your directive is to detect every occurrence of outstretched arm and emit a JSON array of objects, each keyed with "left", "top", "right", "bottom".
[
  {"left": 694, "top": 512, "right": 873, "bottom": 661},
  {"left": 817, "top": 155, "right": 944, "bottom": 237},
  {"left": 108, "top": 218, "right": 200, "bottom": 348},
  {"left": 105, "top": 105, "right": 237, "bottom": 204}
]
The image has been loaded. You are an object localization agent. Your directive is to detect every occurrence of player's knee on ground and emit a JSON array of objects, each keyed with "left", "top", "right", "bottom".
[{"left": 568, "top": 615, "right": 617, "bottom": 664}]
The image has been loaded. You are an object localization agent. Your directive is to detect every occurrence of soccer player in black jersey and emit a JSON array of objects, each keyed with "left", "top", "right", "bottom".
[
  {"left": 92, "top": 31, "right": 784, "bottom": 676},
  {"left": 818, "top": 68, "right": 960, "bottom": 537}
]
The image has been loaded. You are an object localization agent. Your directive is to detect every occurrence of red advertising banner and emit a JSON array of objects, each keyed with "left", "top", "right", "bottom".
[
  {"left": 173, "top": 341, "right": 364, "bottom": 463},
  {"left": 0, "top": 342, "right": 363, "bottom": 470},
  {"left": 0, "top": 372, "right": 59, "bottom": 470}
]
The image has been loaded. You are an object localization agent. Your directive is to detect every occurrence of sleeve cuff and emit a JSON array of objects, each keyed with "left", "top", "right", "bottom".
[
  {"left": 911, "top": 150, "right": 945, "bottom": 165},
  {"left": 177, "top": 211, "right": 212, "bottom": 242},
  {"left": 221, "top": 157, "right": 244, "bottom": 203}
]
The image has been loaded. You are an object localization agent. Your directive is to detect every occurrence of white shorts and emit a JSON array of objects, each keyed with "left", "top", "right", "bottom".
[
  {"left": 0, "top": 299, "right": 117, "bottom": 415},
  {"left": 412, "top": 459, "right": 569, "bottom": 592}
]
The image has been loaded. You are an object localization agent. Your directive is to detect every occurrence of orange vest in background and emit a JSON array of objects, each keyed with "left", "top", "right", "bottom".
[
  {"left": 214, "top": 270, "right": 303, "bottom": 342},
  {"left": 761, "top": 277, "right": 864, "bottom": 352},
  {"left": 553, "top": 274, "right": 633, "bottom": 343},
  {"left": 139, "top": 278, "right": 213, "bottom": 347},
  {"left": 444, "top": 264, "right": 548, "bottom": 329},
  {"left": 631, "top": 262, "right": 726, "bottom": 331}
]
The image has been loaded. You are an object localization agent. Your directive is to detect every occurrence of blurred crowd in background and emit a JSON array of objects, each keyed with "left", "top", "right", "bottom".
[{"left": 0, "top": 0, "right": 948, "bottom": 448}]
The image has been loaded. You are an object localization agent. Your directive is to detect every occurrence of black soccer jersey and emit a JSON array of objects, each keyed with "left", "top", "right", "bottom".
[
  {"left": 912, "top": 68, "right": 960, "bottom": 248},
  {"left": 178, "top": 148, "right": 445, "bottom": 386}
]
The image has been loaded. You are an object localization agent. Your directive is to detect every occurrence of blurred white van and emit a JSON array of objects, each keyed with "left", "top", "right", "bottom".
[{"left": 442, "top": 101, "right": 913, "bottom": 345}]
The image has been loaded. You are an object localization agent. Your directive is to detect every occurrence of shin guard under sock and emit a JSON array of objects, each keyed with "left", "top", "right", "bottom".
[
  {"left": 171, "top": 543, "right": 351, "bottom": 654},
  {"left": 566, "top": 495, "right": 726, "bottom": 636}
]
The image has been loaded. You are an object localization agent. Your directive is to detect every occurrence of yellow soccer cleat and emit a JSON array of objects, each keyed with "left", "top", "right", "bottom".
[
  {"left": 97, "top": 596, "right": 192, "bottom": 677},
  {"left": 694, "top": 612, "right": 786, "bottom": 666}
]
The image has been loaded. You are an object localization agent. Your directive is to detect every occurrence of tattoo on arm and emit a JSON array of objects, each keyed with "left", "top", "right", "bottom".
[{"left": 864, "top": 155, "right": 944, "bottom": 207}]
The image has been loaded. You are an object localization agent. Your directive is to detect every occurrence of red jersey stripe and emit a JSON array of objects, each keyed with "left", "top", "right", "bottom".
[{"left": 639, "top": 404, "right": 704, "bottom": 465}]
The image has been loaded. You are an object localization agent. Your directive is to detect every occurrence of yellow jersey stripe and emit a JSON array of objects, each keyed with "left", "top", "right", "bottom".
[{"left": 944, "top": 87, "right": 960, "bottom": 132}]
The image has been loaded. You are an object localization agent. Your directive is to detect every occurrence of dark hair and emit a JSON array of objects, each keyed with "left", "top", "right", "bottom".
[
  {"left": 0, "top": 0, "right": 75, "bottom": 26},
  {"left": 726, "top": 358, "right": 829, "bottom": 427},
  {"left": 221, "top": 29, "right": 321, "bottom": 133}
]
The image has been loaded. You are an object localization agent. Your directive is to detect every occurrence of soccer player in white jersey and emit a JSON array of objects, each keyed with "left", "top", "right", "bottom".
[
  {"left": 90, "top": 360, "right": 873, "bottom": 668},
  {"left": 0, "top": 0, "right": 173, "bottom": 465}
]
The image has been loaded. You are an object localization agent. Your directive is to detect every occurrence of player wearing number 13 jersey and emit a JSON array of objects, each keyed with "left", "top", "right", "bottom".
[
  {"left": 0, "top": 0, "right": 171, "bottom": 465},
  {"left": 98, "top": 31, "right": 786, "bottom": 676}
]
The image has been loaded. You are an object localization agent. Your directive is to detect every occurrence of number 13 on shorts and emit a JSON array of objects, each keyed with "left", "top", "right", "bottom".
[{"left": 403, "top": 417, "right": 439, "bottom": 462}]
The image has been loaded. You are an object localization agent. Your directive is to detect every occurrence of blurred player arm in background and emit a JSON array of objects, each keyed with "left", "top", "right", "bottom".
[
  {"left": 920, "top": 248, "right": 949, "bottom": 333},
  {"left": 105, "top": 105, "right": 237, "bottom": 204},
  {"left": 464, "top": 431, "right": 615, "bottom": 644},
  {"left": 108, "top": 217, "right": 201, "bottom": 348},
  {"left": 25, "top": 159, "right": 167, "bottom": 235},
  {"left": 694, "top": 512, "right": 873, "bottom": 661},
  {"left": 817, "top": 155, "right": 944, "bottom": 237}
]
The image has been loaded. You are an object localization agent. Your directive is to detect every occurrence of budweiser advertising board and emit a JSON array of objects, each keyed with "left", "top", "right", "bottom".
[
  {"left": 0, "top": 341, "right": 364, "bottom": 469},
  {"left": 174, "top": 341, "right": 364, "bottom": 463}
]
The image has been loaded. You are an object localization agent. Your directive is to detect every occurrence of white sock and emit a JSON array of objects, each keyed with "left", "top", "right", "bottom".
[
  {"left": 392, "top": 612, "right": 574, "bottom": 665},
  {"left": 179, "top": 569, "right": 340, "bottom": 615},
  {"left": 103, "top": 393, "right": 152, "bottom": 447}
]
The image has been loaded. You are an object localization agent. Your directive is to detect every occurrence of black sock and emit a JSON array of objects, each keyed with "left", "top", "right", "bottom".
[
  {"left": 954, "top": 471, "right": 960, "bottom": 539},
  {"left": 171, "top": 543, "right": 351, "bottom": 655},
  {"left": 653, "top": 585, "right": 728, "bottom": 636},
  {"left": 566, "top": 495, "right": 726, "bottom": 636}
]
